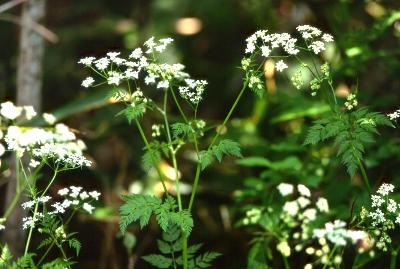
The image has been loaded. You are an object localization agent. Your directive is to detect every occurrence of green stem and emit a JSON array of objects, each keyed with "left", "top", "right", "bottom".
[
  {"left": 390, "top": 250, "right": 398, "bottom": 269},
  {"left": 358, "top": 159, "right": 372, "bottom": 193},
  {"left": 188, "top": 78, "right": 249, "bottom": 212},
  {"left": 37, "top": 209, "right": 78, "bottom": 266},
  {"left": 24, "top": 168, "right": 58, "bottom": 255},
  {"left": 282, "top": 256, "right": 290, "bottom": 269},
  {"left": 162, "top": 90, "right": 186, "bottom": 268},
  {"left": 134, "top": 119, "right": 169, "bottom": 194},
  {"left": 162, "top": 90, "right": 183, "bottom": 211},
  {"left": 322, "top": 246, "right": 338, "bottom": 269}
]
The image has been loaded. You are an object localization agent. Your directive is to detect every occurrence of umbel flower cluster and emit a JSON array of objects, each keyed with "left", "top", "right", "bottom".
[
  {"left": 243, "top": 25, "right": 333, "bottom": 71},
  {"left": 0, "top": 101, "right": 91, "bottom": 168},
  {"left": 79, "top": 37, "right": 207, "bottom": 105},
  {"left": 360, "top": 183, "right": 400, "bottom": 251},
  {"left": 242, "top": 182, "right": 373, "bottom": 269},
  {"left": 21, "top": 186, "right": 100, "bottom": 230}
]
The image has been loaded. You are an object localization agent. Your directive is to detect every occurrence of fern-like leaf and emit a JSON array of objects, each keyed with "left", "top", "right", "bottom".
[
  {"left": 119, "top": 194, "right": 162, "bottom": 233},
  {"left": 200, "top": 139, "right": 242, "bottom": 170},
  {"left": 142, "top": 254, "right": 173, "bottom": 269}
]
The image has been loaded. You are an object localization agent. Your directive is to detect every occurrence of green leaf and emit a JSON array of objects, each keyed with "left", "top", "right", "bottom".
[
  {"left": 162, "top": 224, "right": 181, "bottom": 242},
  {"left": 68, "top": 238, "right": 81, "bottom": 256},
  {"left": 192, "top": 252, "right": 221, "bottom": 269},
  {"left": 116, "top": 103, "right": 146, "bottom": 123},
  {"left": 171, "top": 122, "right": 195, "bottom": 138},
  {"left": 236, "top": 157, "right": 271, "bottom": 167},
  {"left": 119, "top": 194, "right": 162, "bottom": 233},
  {"left": 142, "top": 147, "right": 161, "bottom": 171},
  {"left": 142, "top": 254, "right": 173, "bottom": 268},
  {"left": 200, "top": 139, "right": 242, "bottom": 170},
  {"left": 170, "top": 210, "right": 194, "bottom": 236}
]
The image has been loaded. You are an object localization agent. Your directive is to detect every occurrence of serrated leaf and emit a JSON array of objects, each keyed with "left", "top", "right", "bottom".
[
  {"left": 119, "top": 194, "right": 162, "bottom": 233},
  {"left": 142, "top": 254, "right": 173, "bottom": 268},
  {"left": 162, "top": 224, "right": 181, "bottom": 242},
  {"left": 68, "top": 238, "right": 81, "bottom": 256}
]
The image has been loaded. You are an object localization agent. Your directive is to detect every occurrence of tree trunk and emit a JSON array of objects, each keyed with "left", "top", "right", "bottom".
[{"left": 4, "top": 0, "right": 45, "bottom": 256}]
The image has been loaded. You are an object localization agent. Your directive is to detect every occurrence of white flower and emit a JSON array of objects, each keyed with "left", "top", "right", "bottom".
[
  {"left": 51, "top": 202, "right": 67, "bottom": 214},
  {"left": 377, "top": 183, "right": 395, "bottom": 196},
  {"left": 43, "top": 113, "right": 56, "bottom": 124},
  {"left": 78, "top": 57, "right": 95, "bottom": 66},
  {"left": 69, "top": 186, "right": 83, "bottom": 198},
  {"left": 387, "top": 199, "right": 397, "bottom": 213},
  {"left": 277, "top": 241, "right": 291, "bottom": 257},
  {"left": 82, "top": 77, "right": 95, "bottom": 88},
  {"left": 283, "top": 201, "right": 299, "bottom": 216},
  {"left": 369, "top": 209, "right": 385, "bottom": 226},
  {"left": 107, "top": 52, "right": 120, "bottom": 60},
  {"left": 125, "top": 68, "right": 139, "bottom": 79},
  {"left": 396, "top": 214, "right": 400, "bottom": 225},
  {"left": 277, "top": 183, "right": 294, "bottom": 196},
  {"left": 297, "top": 184, "right": 311, "bottom": 197},
  {"left": 297, "top": 197, "right": 311, "bottom": 208},
  {"left": 129, "top": 48, "right": 143, "bottom": 59},
  {"left": 83, "top": 202, "right": 95, "bottom": 214},
  {"left": 24, "top": 106, "right": 37, "bottom": 120},
  {"left": 304, "top": 264, "right": 313, "bottom": 269},
  {"left": 303, "top": 208, "right": 317, "bottom": 220},
  {"left": 94, "top": 57, "right": 110, "bottom": 70},
  {"left": 157, "top": 80, "right": 170, "bottom": 89},
  {"left": 0, "top": 224, "right": 5, "bottom": 230},
  {"left": 388, "top": 109, "right": 400, "bottom": 121},
  {"left": 89, "top": 191, "right": 101, "bottom": 200},
  {"left": 145, "top": 75, "right": 156, "bottom": 85},
  {"left": 309, "top": 41, "right": 325, "bottom": 54},
  {"left": 316, "top": 198, "right": 329, "bottom": 212},
  {"left": 21, "top": 200, "right": 35, "bottom": 209},
  {"left": 79, "top": 191, "right": 89, "bottom": 200},
  {"left": 275, "top": 60, "right": 288, "bottom": 72},
  {"left": 38, "top": 196, "right": 51, "bottom": 203},
  {"left": 58, "top": 188, "right": 69, "bottom": 196},
  {"left": 1, "top": 101, "right": 22, "bottom": 120},
  {"left": 0, "top": 143, "right": 5, "bottom": 157},
  {"left": 107, "top": 72, "right": 124, "bottom": 86},
  {"left": 261, "top": 46, "right": 271, "bottom": 57},
  {"left": 322, "top": 33, "right": 334, "bottom": 42},
  {"left": 371, "top": 195, "right": 384, "bottom": 207}
]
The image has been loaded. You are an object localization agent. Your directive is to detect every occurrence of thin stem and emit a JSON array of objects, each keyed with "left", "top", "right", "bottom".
[
  {"left": 37, "top": 209, "right": 78, "bottom": 266},
  {"left": 188, "top": 78, "right": 250, "bottom": 212},
  {"left": 134, "top": 119, "right": 169, "bottom": 194},
  {"left": 358, "top": 159, "right": 372, "bottom": 193},
  {"left": 390, "top": 250, "right": 398, "bottom": 269},
  {"left": 327, "top": 80, "right": 338, "bottom": 106},
  {"left": 282, "top": 255, "right": 290, "bottom": 269},
  {"left": 321, "top": 246, "right": 338, "bottom": 269},
  {"left": 24, "top": 168, "right": 58, "bottom": 255},
  {"left": 162, "top": 90, "right": 183, "bottom": 210},
  {"left": 170, "top": 87, "right": 200, "bottom": 156}
]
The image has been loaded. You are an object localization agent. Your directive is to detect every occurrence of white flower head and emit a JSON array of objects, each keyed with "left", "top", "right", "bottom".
[
  {"left": 277, "top": 241, "right": 291, "bottom": 257},
  {"left": 83, "top": 202, "right": 95, "bottom": 214},
  {"left": 277, "top": 183, "right": 294, "bottom": 196},
  {"left": 298, "top": 184, "right": 311, "bottom": 197},
  {"left": 1, "top": 101, "right": 22, "bottom": 120},
  {"left": 43, "top": 113, "right": 56, "bottom": 125},
  {"left": 275, "top": 60, "right": 288, "bottom": 72},
  {"left": 377, "top": 183, "right": 395, "bottom": 196},
  {"left": 283, "top": 201, "right": 299, "bottom": 216},
  {"left": 316, "top": 197, "right": 329, "bottom": 213},
  {"left": 78, "top": 57, "right": 96, "bottom": 66},
  {"left": 23, "top": 106, "right": 37, "bottom": 120},
  {"left": 82, "top": 77, "right": 95, "bottom": 88}
]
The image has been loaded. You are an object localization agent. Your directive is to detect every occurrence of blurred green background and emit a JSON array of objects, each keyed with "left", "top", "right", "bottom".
[{"left": 1, "top": 0, "right": 400, "bottom": 268}]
